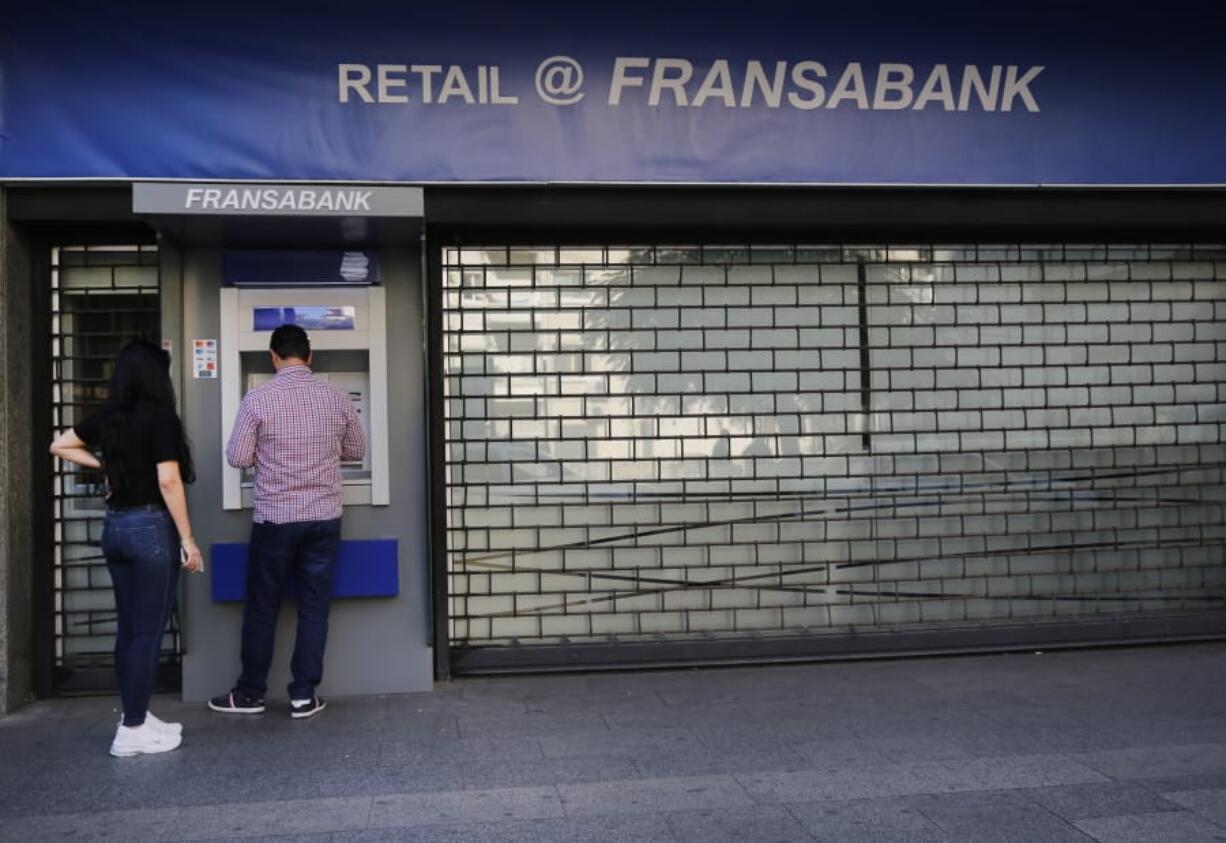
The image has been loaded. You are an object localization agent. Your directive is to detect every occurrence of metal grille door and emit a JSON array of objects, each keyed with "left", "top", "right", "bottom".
[
  {"left": 50, "top": 245, "right": 177, "bottom": 691},
  {"left": 442, "top": 244, "right": 1226, "bottom": 664}
]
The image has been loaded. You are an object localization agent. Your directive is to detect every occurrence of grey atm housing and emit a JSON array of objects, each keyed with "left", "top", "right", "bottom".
[{"left": 143, "top": 187, "right": 432, "bottom": 701}]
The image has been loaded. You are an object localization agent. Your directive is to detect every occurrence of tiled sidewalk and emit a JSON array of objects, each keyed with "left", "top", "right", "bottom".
[{"left": 2, "top": 643, "right": 1226, "bottom": 841}]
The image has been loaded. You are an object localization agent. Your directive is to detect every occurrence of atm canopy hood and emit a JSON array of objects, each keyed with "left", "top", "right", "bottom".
[{"left": 133, "top": 182, "right": 423, "bottom": 248}]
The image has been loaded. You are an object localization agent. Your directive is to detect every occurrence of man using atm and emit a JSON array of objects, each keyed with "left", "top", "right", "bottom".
[{"left": 209, "top": 324, "right": 366, "bottom": 719}]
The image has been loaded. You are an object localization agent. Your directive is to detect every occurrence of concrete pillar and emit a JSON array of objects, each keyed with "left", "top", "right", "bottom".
[{"left": 0, "top": 187, "right": 36, "bottom": 714}]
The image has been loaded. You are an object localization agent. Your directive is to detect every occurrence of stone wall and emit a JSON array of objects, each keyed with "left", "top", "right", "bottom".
[{"left": 0, "top": 188, "right": 35, "bottom": 714}]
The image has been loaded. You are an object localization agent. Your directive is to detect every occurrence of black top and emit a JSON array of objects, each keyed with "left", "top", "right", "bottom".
[{"left": 75, "top": 402, "right": 183, "bottom": 509}]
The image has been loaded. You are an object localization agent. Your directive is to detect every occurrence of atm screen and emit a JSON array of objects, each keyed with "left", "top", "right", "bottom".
[{"left": 253, "top": 306, "right": 356, "bottom": 331}]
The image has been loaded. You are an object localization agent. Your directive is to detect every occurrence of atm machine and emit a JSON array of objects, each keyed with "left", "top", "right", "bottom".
[
  {"left": 218, "top": 284, "right": 390, "bottom": 510},
  {"left": 167, "top": 244, "right": 433, "bottom": 701},
  {"left": 133, "top": 184, "right": 432, "bottom": 700}
]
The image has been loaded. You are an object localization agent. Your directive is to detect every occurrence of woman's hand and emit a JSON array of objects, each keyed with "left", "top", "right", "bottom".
[
  {"left": 180, "top": 537, "right": 205, "bottom": 573},
  {"left": 158, "top": 461, "right": 202, "bottom": 573},
  {"left": 49, "top": 429, "right": 102, "bottom": 469}
]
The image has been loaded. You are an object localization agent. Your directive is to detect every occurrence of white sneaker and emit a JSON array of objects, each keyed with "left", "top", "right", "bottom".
[
  {"left": 110, "top": 722, "right": 183, "bottom": 757},
  {"left": 146, "top": 711, "right": 183, "bottom": 735},
  {"left": 117, "top": 711, "right": 183, "bottom": 736}
]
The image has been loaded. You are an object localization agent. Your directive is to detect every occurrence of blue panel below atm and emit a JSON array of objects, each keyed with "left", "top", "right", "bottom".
[{"left": 210, "top": 539, "right": 398, "bottom": 602}]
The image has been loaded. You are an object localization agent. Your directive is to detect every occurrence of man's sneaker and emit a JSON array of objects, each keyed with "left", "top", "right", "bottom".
[
  {"left": 290, "top": 696, "right": 326, "bottom": 720},
  {"left": 110, "top": 722, "right": 182, "bottom": 757},
  {"left": 117, "top": 711, "right": 182, "bottom": 735},
  {"left": 208, "top": 690, "right": 266, "bottom": 714}
]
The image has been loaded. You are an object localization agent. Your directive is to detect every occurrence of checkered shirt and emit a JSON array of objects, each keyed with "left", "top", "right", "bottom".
[{"left": 226, "top": 365, "right": 366, "bottom": 524}]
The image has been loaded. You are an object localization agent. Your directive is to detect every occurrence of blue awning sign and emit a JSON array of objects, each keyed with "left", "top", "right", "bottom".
[{"left": 3, "top": 2, "right": 1223, "bottom": 185}]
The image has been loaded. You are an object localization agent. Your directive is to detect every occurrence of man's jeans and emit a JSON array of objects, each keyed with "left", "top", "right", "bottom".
[
  {"left": 102, "top": 506, "right": 181, "bottom": 728},
  {"left": 236, "top": 518, "right": 341, "bottom": 701}
]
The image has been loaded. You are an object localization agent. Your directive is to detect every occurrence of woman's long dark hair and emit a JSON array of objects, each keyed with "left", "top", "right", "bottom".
[{"left": 99, "top": 339, "right": 195, "bottom": 496}]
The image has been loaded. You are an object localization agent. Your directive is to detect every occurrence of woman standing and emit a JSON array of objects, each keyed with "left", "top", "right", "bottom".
[{"left": 50, "top": 339, "right": 204, "bottom": 757}]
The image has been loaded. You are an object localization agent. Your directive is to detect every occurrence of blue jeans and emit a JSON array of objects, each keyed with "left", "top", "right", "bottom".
[
  {"left": 102, "top": 506, "right": 180, "bottom": 728},
  {"left": 236, "top": 518, "right": 341, "bottom": 700}
]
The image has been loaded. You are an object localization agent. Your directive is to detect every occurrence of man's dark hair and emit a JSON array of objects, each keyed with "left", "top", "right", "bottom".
[{"left": 270, "top": 324, "right": 311, "bottom": 361}]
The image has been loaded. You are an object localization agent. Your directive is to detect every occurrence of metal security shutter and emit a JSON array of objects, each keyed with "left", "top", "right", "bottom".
[
  {"left": 50, "top": 245, "right": 179, "bottom": 692},
  {"left": 441, "top": 244, "right": 1226, "bottom": 670}
]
